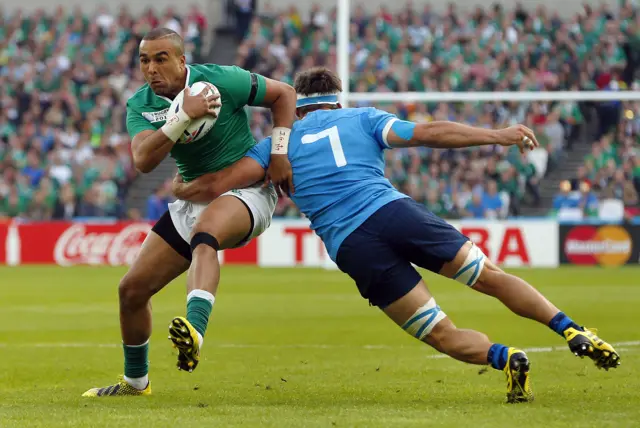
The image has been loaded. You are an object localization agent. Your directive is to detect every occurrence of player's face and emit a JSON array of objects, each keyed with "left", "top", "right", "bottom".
[{"left": 139, "top": 39, "right": 186, "bottom": 98}]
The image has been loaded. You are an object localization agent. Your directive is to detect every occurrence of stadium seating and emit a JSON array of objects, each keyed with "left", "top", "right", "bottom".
[
  {"left": 1, "top": 2, "right": 638, "bottom": 221},
  {"left": 0, "top": 6, "right": 207, "bottom": 220},
  {"left": 552, "top": 101, "right": 639, "bottom": 219},
  {"left": 238, "top": 1, "right": 639, "bottom": 219}
]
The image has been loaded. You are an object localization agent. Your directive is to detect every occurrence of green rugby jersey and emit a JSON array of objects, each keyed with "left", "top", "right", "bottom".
[{"left": 126, "top": 64, "right": 267, "bottom": 181}]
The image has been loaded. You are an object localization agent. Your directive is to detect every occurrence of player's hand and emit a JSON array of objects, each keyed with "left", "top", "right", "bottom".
[
  {"left": 171, "top": 173, "right": 191, "bottom": 200},
  {"left": 265, "top": 154, "right": 294, "bottom": 197},
  {"left": 496, "top": 125, "right": 539, "bottom": 153},
  {"left": 182, "top": 88, "right": 221, "bottom": 120},
  {"left": 171, "top": 172, "right": 216, "bottom": 203}
]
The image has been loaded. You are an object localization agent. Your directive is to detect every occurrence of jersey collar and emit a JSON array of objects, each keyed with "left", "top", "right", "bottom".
[{"left": 155, "top": 64, "right": 192, "bottom": 104}]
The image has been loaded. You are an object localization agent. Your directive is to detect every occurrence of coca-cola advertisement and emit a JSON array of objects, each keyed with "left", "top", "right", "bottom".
[
  {"left": 2, "top": 221, "right": 258, "bottom": 266},
  {"left": 11, "top": 221, "right": 153, "bottom": 266}
]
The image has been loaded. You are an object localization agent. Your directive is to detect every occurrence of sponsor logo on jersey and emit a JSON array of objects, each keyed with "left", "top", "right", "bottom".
[{"left": 142, "top": 109, "right": 169, "bottom": 123}]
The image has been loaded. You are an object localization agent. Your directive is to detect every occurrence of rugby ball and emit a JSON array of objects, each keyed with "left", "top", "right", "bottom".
[{"left": 169, "top": 81, "right": 221, "bottom": 144}]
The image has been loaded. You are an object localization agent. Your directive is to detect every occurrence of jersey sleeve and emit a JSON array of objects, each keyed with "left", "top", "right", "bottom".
[
  {"left": 245, "top": 137, "right": 271, "bottom": 170},
  {"left": 125, "top": 100, "right": 156, "bottom": 139},
  {"left": 365, "top": 108, "right": 399, "bottom": 149},
  {"left": 222, "top": 66, "right": 267, "bottom": 109}
]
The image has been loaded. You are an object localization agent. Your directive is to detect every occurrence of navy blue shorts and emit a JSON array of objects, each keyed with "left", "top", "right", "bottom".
[{"left": 335, "top": 198, "right": 469, "bottom": 308}]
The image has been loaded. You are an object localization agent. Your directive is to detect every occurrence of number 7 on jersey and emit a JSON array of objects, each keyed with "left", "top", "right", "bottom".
[{"left": 301, "top": 126, "right": 347, "bottom": 168}]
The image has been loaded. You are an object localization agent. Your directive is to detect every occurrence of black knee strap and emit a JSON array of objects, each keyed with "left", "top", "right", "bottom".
[{"left": 190, "top": 232, "right": 220, "bottom": 252}]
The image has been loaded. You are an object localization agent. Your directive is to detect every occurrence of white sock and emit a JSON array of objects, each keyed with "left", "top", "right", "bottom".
[
  {"left": 187, "top": 289, "right": 215, "bottom": 305},
  {"left": 186, "top": 289, "right": 214, "bottom": 351},
  {"left": 197, "top": 332, "right": 204, "bottom": 350},
  {"left": 124, "top": 374, "right": 149, "bottom": 390}
]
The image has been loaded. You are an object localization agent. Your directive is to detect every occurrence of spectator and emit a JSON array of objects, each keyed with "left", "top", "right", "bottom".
[
  {"left": 1, "top": 186, "right": 28, "bottom": 218},
  {"left": 603, "top": 170, "right": 639, "bottom": 207},
  {"left": 498, "top": 166, "right": 522, "bottom": 216},
  {"left": 578, "top": 182, "right": 600, "bottom": 218},
  {"left": 551, "top": 180, "right": 580, "bottom": 216},
  {"left": 235, "top": 0, "right": 257, "bottom": 41},
  {"left": 49, "top": 150, "right": 73, "bottom": 186},
  {"left": 22, "top": 149, "right": 45, "bottom": 187},
  {"left": 570, "top": 165, "right": 591, "bottom": 191},
  {"left": 147, "top": 180, "right": 174, "bottom": 221},
  {"left": 53, "top": 183, "right": 79, "bottom": 220},
  {"left": 464, "top": 192, "right": 487, "bottom": 219},
  {"left": 77, "top": 184, "right": 106, "bottom": 218},
  {"left": 27, "top": 177, "right": 56, "bottom": 220},
  {"left": 483, "top": 180, "right": 505, "bottom": 219},
  {"left": 425, "top": 189, "right": 448, "bottom": 217}
]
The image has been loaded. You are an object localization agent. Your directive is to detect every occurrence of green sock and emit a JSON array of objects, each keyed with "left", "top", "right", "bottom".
[
  {"left": 187, "top": 290, "right": 215, "bottom": 337},
  {"left": 123, "top": 341, "right": 149, "bottom": 378}
]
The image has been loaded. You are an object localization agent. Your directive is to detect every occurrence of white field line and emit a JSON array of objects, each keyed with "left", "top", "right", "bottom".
[{"left": 1, "top": 341, "right": 639, "bottom": 358}]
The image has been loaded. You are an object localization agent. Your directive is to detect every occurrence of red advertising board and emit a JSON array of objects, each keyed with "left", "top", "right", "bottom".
[
  {"left": 4, "top": 221, "right": 256, "bottom": 266},
  {"left": 0, "top": 221, "right": 8, "bottom": 264}
]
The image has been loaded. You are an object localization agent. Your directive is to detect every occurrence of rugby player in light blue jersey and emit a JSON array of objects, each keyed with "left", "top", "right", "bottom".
[{"left": 172, "top": 67, "right": 620, "bottom": 403}]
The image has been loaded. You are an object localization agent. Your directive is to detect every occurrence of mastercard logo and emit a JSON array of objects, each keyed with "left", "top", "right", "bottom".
[{"left": 564, "top": 226, "right": 632, "bottom": 266}]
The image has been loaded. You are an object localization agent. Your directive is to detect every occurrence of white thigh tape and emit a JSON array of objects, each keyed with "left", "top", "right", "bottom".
[
  {"left": 452, "top": 243, "right": 486, "bottom": 287},
  {"left": 402, "top": 298, "right": 447, "bottom": 340}
]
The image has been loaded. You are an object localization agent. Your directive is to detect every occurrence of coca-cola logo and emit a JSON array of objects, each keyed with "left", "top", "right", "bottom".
[{"left": 54, "top": 223, "right": 152, "bottom": 266}]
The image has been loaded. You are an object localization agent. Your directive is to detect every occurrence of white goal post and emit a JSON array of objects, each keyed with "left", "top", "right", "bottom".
[{"left": 335, "top": 0, "right": 640, "bottom": 107}]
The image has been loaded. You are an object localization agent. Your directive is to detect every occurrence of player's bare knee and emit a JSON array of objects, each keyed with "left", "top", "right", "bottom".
[
  {"left": 118, "top": 275, "right": 152, "bottom": 312},
  {"left": 401, "top": 298, "right": 448, "bottom": 343}
]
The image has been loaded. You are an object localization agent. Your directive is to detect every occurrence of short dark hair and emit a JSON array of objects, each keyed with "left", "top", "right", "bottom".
[
  {"left": 142, "top": 28, "right": 184, "bottom": 55},
  {"left": 294, "top": 67, "right": 343, "bottom": 96}
]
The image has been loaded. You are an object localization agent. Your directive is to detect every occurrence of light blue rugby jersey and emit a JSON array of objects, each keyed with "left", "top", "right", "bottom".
[{"left": 247, "top": 107, "right": 409, "bottom": 261}]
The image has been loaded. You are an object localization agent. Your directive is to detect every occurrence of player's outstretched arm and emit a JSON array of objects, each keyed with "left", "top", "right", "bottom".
[
  {"left": 128, "top": 91, "right": 220, "bottom": 173},
  {"left": 172, "top": 157, "right": 266, "bottom": 203},
  {"left": 386, "top": 120, "right": 539, "bottom": 153}
]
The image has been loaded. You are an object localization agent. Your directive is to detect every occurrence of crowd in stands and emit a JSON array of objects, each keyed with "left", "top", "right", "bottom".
[
  {"left": 0, "top": 5, "right": 208, "bottom": 219},
  {"left": 1, "top": 1, "right": 639, "bottom": 222},
  {"left": 553, "top": 101, "right": 640, "bottom": 220},
  {"left": 238, "top": 1, "right": 640, "bottom": 220}
]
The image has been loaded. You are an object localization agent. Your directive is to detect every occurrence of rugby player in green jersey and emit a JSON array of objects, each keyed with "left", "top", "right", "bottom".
[{"left": 83, "top": 28, "right": 297, "bottom": 397}]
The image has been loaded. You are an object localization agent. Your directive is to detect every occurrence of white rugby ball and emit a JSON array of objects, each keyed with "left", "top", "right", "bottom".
[{"left": 169, "top": 81, "right": 221, "bottom": 144}]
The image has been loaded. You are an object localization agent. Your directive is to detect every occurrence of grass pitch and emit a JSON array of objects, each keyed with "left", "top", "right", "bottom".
[{"left": 0, "top": 266, "right": 638, "bottom": 427}]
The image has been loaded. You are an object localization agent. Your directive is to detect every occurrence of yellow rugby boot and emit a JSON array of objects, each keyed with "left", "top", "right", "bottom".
[
  {"left": 504, "top": 348, "right": 533, "bottom": 403},
  {"left": 82, "top": 376, "right": 151, "bottom": 397},
  {"left": 168, "top": 316, "right": 201, "bottom": 372},
  {"left": 564, "top": 327, "right": 620, "bottom": 370}
]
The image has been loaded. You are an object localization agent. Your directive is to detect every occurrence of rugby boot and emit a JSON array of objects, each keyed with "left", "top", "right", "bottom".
[{"left": 564, "top": 327, "right": 620, "bottom": 370}]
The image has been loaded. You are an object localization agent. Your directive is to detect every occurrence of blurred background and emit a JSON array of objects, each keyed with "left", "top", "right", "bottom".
[{"left": 0, "top": 0, "right": 639, "bottom": 268}]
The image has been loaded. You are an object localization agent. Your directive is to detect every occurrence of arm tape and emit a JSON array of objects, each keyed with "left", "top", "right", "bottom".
[
  {"left": 271, "top": 127, "right": 291, "bottom": 155},
  {"left": 161, "top": 108, "right": 192, "bottom": 143},
  {"left": 248, "top": 73, "right": 259, "bottom": 106},
  {"left": 389, "top": 119, "right": 416, "bottom": 143}
]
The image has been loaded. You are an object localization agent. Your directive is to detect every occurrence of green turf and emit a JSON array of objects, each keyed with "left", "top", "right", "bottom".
[{"left": 0, "top": 266, "right": 638, "bottom": 427}]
